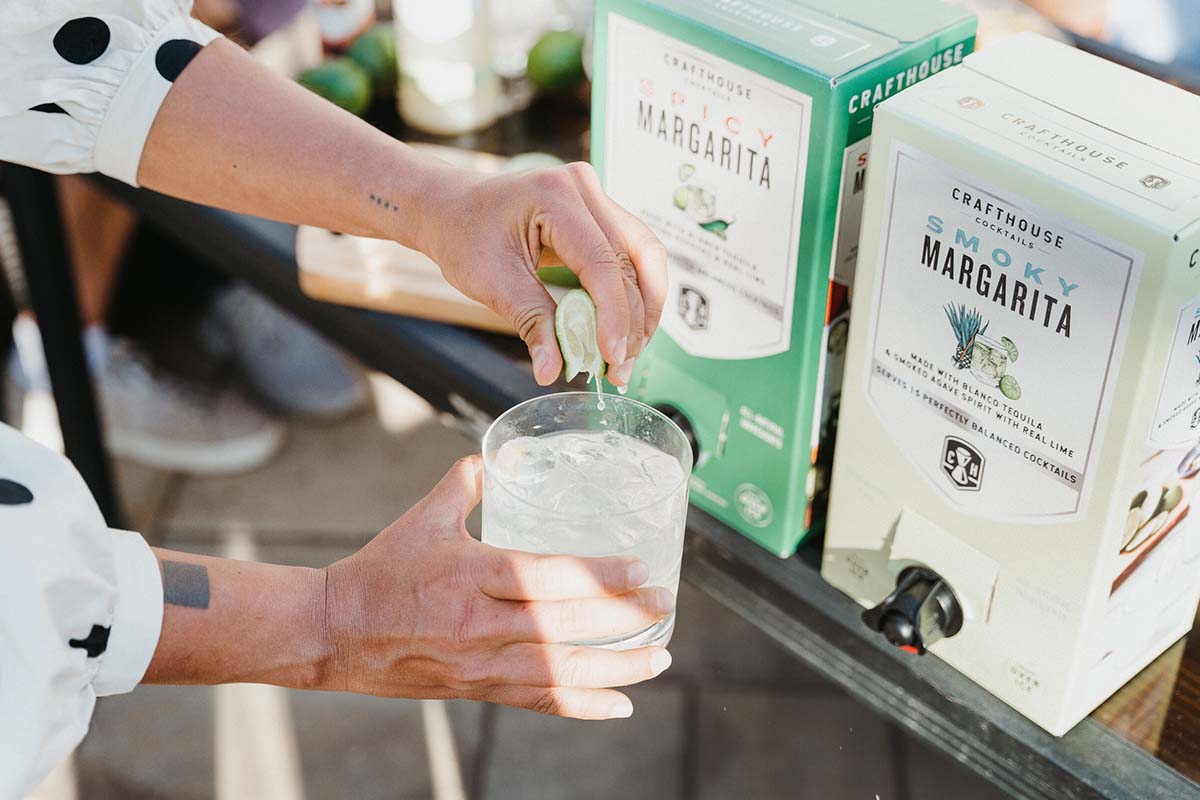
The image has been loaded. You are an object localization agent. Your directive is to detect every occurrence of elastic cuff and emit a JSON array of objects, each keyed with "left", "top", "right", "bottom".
[
  {"left": 94, "top": 16, "right": 221, "bottom": 186},
  {"left": 93, "top": 529, "right": 164, "bottom": 696}
]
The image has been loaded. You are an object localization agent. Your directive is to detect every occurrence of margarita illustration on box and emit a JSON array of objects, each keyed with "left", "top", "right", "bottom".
[
  {"left": 673, "top": 163, "right": 734, "bottom": 239},
  {"left": 944, "top": 303, "right": 1023, "bottom": 400}
]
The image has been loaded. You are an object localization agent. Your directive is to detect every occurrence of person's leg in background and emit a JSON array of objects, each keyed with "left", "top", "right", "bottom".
[{"left": 6, "top": 175, "right": 287, "bottom": 474}]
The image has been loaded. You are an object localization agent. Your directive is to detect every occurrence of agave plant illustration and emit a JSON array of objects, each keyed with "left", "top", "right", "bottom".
[{"left": 944, "top": 303, "right": 989, "bottom": 369}]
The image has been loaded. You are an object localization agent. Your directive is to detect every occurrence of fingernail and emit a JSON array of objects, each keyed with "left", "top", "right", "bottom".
[
  {"left": 609, "top": 335, "right": 628, "bottom": 365},
  {"left": 651, "top": 587, "right": 675, "bottom": 615},
  {"left": 650, "top": 649, "right": 673, "bottom": 675},
  {"left": 612, "top": 358, "right": 635, "bottom": 386},
  {"left": 626, "top": 560, "right": 650, "bottom": 587},
  {"left": 610, "top": 698, "right": 634, "bottom": 719},
  {"left": 532, "top": 346, "right": 554, "bottom": 383}
]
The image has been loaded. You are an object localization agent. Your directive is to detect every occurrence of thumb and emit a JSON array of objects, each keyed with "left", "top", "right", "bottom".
[
  {"left": 501, "top": 276, "right": 562, "bottom": 386},
  {"left": 424, "top": 455, "right": 485, "bottom": 526}
]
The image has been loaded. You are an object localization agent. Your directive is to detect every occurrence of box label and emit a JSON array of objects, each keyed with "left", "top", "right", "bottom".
[
  {"left": 1150, "top": 295, "right": 1200, "bottom": 448},
  {"left": 831, "top": 138, "right": 871, "bottom": 286},
  {"left": 602, "top": 14, "right": 812, "bottom": 360},
  {"left": 865, "top": 142, "right": 1141, "bottom": 520}
]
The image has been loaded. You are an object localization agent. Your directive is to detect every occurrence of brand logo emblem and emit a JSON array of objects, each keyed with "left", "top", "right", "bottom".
[
  {"left": 735, "top": 483, "right": 773, "bottom": 528},
  {"left": 1141, "top": 174, "right": 1171, "bottom": 190},
  {"left": 957, "top": 96, "right": 985, "bottom": 111},
  {"left": 941, "top": 436, "right": 984, "bottom": 491},
  {"left": 678, "top": 285, "right": 709, "bottom": 331}
]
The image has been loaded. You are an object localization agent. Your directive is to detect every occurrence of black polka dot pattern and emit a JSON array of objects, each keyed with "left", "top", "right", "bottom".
[
  {"left": 0, "top": 479, "right": 33, "bottom": 505},
  {"left": 155, "top": 39, "right": 203, "bottom": 82},
  {"left": 29, "top": 102, "right": 68, "bottom": 115},
  {"left": 69, "top": 624, "right": 111, "bottom": 658},
  {"left": 53, "top": 17, "right": 110, "bottom": 65}
]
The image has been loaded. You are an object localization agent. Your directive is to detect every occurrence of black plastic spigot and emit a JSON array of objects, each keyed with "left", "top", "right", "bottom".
[
  {"left": 655, "top": 404, "right": 700, "bottom": 466},
  {"left": 862, "top": 567, "right": 963, "bottom": 655}
]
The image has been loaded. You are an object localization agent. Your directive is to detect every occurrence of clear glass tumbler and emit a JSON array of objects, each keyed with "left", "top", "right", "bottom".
[{"left": 482, "top": 392, "right": 693, "bottom": 649}]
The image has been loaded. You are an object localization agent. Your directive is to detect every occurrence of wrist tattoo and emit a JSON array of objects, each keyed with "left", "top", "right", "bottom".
[
  {"left": 369, "top": 192, "right": 399, "bottom": 213},
  {"left": 162, "top": 560, "right": 210, "bottom": 609}
]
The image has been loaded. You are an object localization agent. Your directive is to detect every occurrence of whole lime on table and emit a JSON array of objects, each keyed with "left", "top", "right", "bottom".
[
  {"left": 527, "top": 30, "right": 586, "bottom": 93},
  {"left": 298, "top": 58, "right": 372, "bottom": 116},
  {"left": 347, "top": 23, "right": 397, "bottom": 94}
]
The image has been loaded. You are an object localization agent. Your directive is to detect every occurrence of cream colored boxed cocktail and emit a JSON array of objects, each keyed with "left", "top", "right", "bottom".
[{"left": 822, "top": 33, "right": 1200, "bottom": 735}]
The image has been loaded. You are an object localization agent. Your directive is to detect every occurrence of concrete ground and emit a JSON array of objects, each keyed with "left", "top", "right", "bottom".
[{"left": 31, "top": 374, "right": 1008, "bottom": 800}]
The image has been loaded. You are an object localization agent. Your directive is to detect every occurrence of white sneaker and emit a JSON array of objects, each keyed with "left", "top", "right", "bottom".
[
  {"left": 203, "top": 284, "right": 368, "bottom": 419},
  {"left": 6, "top": 330, "right": 285, "bottom": 476}
]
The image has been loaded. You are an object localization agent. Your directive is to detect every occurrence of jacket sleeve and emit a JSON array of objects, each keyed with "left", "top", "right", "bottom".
[
  {"left": 0, "top": 1, "right": 221, "bottom": 185},
  {"left": 0, "top": 423, "right": 163, "bottom": 799}
]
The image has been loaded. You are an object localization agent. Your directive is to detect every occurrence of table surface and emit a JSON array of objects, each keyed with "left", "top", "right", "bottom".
[{"left": 99, "top": 93, "right": 1200, "bottom": 800}]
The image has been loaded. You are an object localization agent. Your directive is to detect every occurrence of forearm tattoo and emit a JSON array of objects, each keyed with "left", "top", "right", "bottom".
[
  {"left": 162, "top": 560, "right": 211, "bottom": 609},
  {"left": 369, "top": 192, "right": 399, "bottom": 212}
]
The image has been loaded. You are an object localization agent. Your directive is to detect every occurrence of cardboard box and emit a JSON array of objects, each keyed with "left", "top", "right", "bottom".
[
  {"left": 591, "top": 0, "right": 977, "bottom": 556},
  {"left": 823, "top": 33, "right": 1200, "bottom": 735}
]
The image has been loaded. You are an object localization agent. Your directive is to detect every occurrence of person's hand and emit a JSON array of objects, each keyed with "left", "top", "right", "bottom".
[
  {"left": 322, "top": 456, "right": 675, "bottom": 719},
  {"left": 419, "top": 162, "right": 668, "bottom": 387}
]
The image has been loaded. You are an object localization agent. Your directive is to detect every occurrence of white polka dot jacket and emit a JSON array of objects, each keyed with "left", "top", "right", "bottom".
[
  {"left": 0, "top": 3, "right": 219, "bottom": 796},
  {"left": 0, "top": 1, "right": 220, "bottom": 186},
  {"left": 0, "top": 425, "right": 163, "bottom": 798}
]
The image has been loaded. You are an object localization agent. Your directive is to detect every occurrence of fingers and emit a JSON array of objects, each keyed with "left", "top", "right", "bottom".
[
  {"left": 486, "top": 685, "right": 636, "bottom": 720},
  {"left": 498, "top": 587, "right": 675, "bottom": 644},
  {"left": 568, "top": 163, "right": 668, "bottom": 356},
  {"left": 493, "top": 272, "right": 563, "bottom": 385},
  {"left": 475, "top": 547, "right": 651, "bottom": 601},
  {"left": 493, "top": 643, "right": 672, "bottom": 689},
  {"left": 538, "top": 190, "right": 631, "bottom": 370},
  {"left": 422, "top": 455, "right": 484, "bottom": 524},
  {"left": 573, "top": 190, "right": 664, "bottom": 369},
  {"left": 534, "top": 163, "right": 669, "bottom": 386},
  {"left": 610, "top": 205, "right": 669, "bottom": 348}
]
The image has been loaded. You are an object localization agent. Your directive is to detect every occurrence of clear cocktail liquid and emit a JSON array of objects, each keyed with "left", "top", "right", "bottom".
[{"left": 483, "top": 424, "right": 688, "bottom": 648}]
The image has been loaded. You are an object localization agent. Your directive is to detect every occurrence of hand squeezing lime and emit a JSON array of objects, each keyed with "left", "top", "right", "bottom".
[{"left": 555, "top": 289, "right": 606, "bottom": 382}]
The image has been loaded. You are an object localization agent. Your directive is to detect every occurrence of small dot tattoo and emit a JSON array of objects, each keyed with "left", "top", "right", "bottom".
[{"left": 369, "top": 193, "right": 399, "bottom": 213}]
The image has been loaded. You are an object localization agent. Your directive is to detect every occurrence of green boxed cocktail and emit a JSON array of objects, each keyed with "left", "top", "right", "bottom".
[{"left": 591, "top": 0, "right": 976, "bottom": 556}]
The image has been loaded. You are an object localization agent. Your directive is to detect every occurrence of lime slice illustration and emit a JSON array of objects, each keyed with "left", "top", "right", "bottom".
[
  {"left": 999, "top": 374, "right": 1021, "bottom": 400},
  {"left": 1002, "top": 336, "right": 1019, "bottom": 363},
  {"left": 555, "top": 289, "right": 606, "bottom": 382},
  {"left": 673, "top": 186, "right": 690, "bottom": 210},
  {"left": 679, "top": 164, "right": 696, "bottom": 181},
  {"left": 685, "top": 186, "right": 717, "bottom": 223}
]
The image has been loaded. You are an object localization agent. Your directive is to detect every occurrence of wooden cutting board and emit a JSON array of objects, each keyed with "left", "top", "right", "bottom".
[{"left": 297, "top": 227, "right": 518, "bottom": 333}]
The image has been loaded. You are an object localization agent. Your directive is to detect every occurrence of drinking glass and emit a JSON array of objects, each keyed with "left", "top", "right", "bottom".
[{"left": 482, "top": 392, "right": 693, "bottom": 649}]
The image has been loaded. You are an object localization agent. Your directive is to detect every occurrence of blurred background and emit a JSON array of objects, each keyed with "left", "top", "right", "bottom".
[{"left": 7, "top": 0, "right": 1198, "bottom": 797}]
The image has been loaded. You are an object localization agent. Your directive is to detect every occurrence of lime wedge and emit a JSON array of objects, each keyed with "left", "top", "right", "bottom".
[
  {"left": 555, "top": 289, "right": 606, "bottom": 382},
  {"left": 537, "top": 265, "right": 582, "bottom": 288}
]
